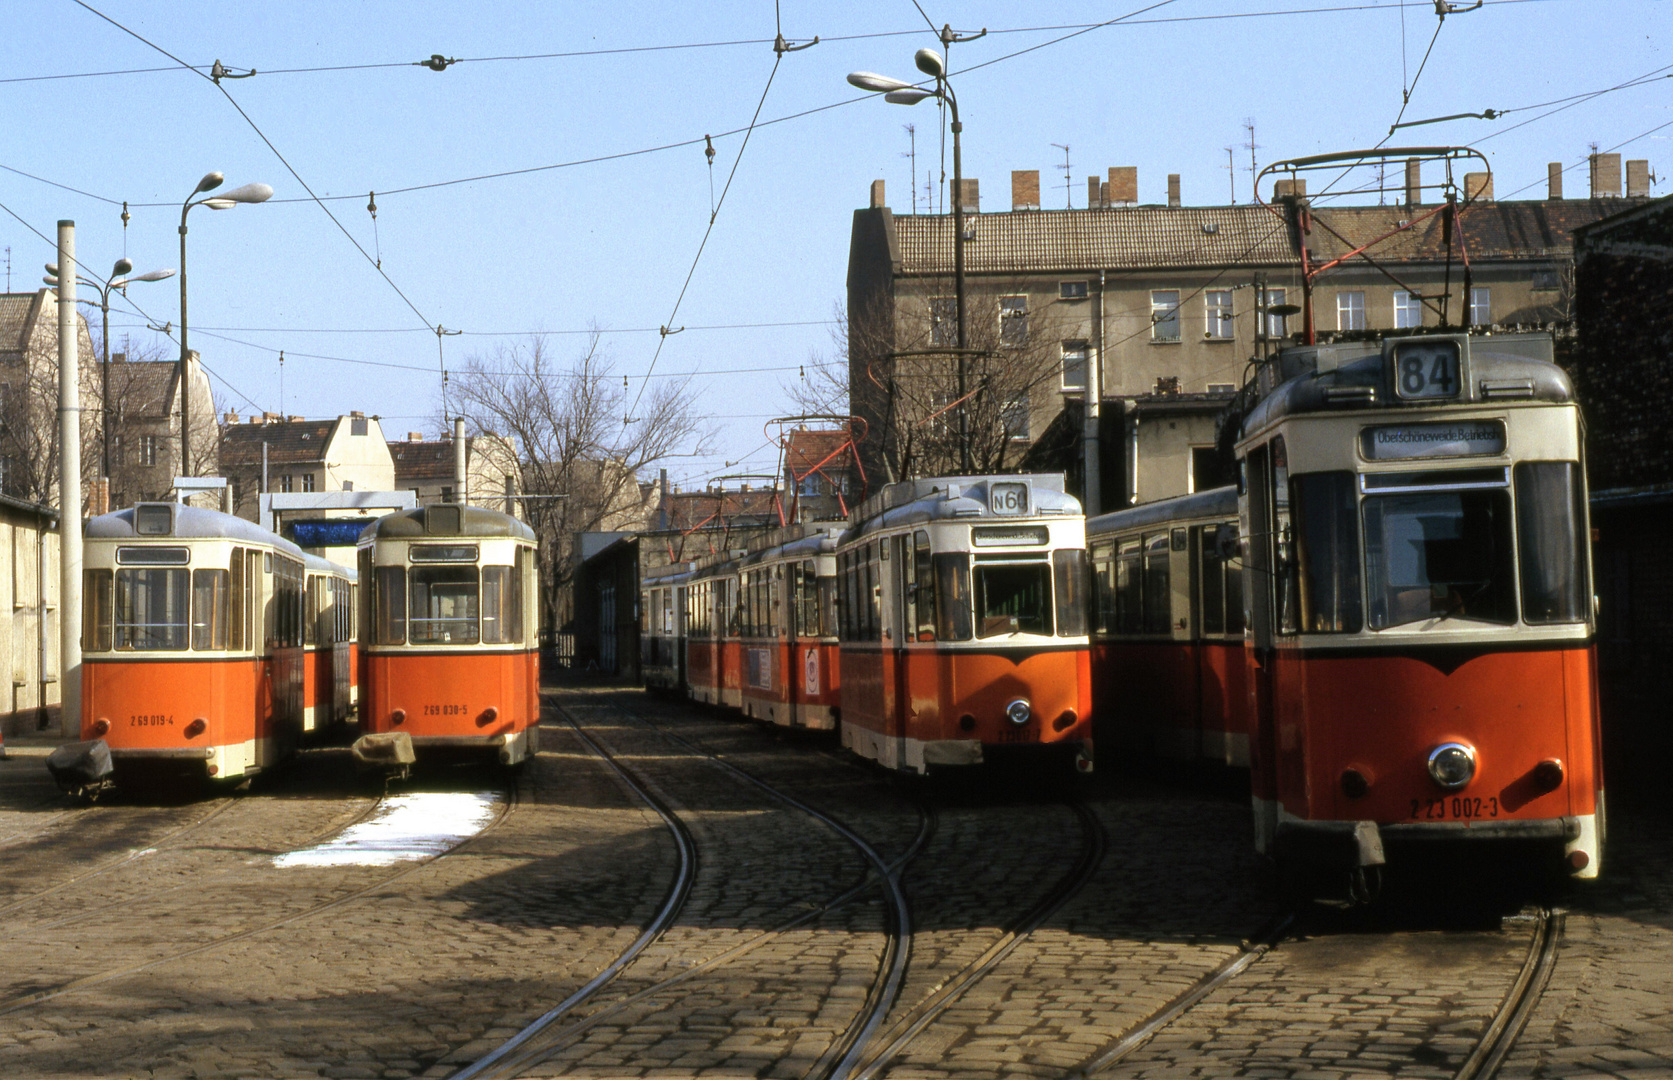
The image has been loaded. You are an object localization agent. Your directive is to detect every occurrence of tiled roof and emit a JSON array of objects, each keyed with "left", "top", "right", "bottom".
[
  {"left": 222, "top": 417, "right": 339, "bottom": 466},
  {"left": 893, "top": 199, "right": 1644, "bottom": 274},
  {"left": 0, "top": 293, "right": 42, "bottom": 353},
  {"left": 664, "top": 489, "right": 782, "bottom": 532},
  {"left": 390, "top": 439, "right": 471, "bottom": 482},
  {"left": 109, "top": 360, "right": 179, "bottom": 416},
  {"left": 784, "top": 429, "right": 854, "bottom": 477}
]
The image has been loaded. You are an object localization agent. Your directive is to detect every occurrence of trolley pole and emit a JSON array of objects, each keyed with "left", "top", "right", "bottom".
[{"left": 57, "top": 220, "right": 83, "bottom": 737}]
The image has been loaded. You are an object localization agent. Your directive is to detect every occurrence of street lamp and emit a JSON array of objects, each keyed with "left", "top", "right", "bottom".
[
  {"left": 45, "top": 257, "right": 174, "bottom": 498},
  {"left": 179, "top": 171, "right": 271, "bottom": 480},
  {"left": 850, "top": 47, "right": 973, "bottom": 472}
]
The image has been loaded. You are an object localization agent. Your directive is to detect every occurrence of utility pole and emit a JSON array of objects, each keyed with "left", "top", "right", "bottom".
[{"left": 56, "top": 221, "right": 82, "bottom": 738}]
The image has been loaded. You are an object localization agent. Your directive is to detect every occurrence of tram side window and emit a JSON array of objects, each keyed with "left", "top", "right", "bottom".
[
  {"left": 116, "top": 567, "right": 188, "bottom": 650},
  {"left": 1516, "top": 461, "right": 1588, "bottom": 624},
  {"left": 1142, "top": 534, "right": 1171, "bottom": 634},
  {"left": 867, "top": 547, "right": 883, "bottom": 640},
  {"left": 1053, "top": 549, "right": 1088, "bottom": 637},
  {"left": 819, "top": 570, "right": 837, "bottom": 640},
  {"left": 1199, "top": 524, "right": 1246, "bottom": 637},
  {"left": 1270, "top": 439, "right": 1300, "bottom": 636},
  {"left": 1291, "top": 472, "right": 1363, "bottom": 634},
  {"left": 228, "top": 549, "right": 245, "bottom": 651},
  {"left": 1089, "top": 543, "right": 1115, "bottom": 634},
  {"left": 192, "top": 569, "right": 230, "bottom": 651},
  {"left": 82, "top": 569, "right": 112, "bottom": 652},
  {"left": 934, "top": 552, "right": 972, "bottom": 641},
  {"left": 304, "top": 577, "right": 321, "bottom": 646},
  {"left": 1115, "top": 540, "right": 1142, "bottom": 633},
  {"left": 482, "top": 565, "right": 519, "bottom": 644},
  {"left": 912, "top": 532, "right": 935, "bottom": 641},
  {"left": 376, "top": 565, "right": 407, "bottom": 645}
]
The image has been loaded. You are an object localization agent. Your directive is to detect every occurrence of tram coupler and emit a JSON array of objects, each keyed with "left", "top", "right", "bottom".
[
  {"left": 351, "top": 732, "right": 415, "bottom": 781},
  {"left": 45, "top": 739, "right": 115, "bottom": 800},
  {"left": 1074, "top": 743, "right": 1095, "bottom": 774}
]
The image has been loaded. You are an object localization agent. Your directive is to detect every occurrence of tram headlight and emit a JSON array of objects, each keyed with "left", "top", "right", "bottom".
[
  {"left": 1005, "top": 699, "right": 1032, "bottom": 726},
  {"left": 1427, "top": 742, "right": 1477, "bottom": 791}
]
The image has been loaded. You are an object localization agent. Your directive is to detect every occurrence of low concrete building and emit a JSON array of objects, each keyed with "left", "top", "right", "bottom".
[{"left": 0, "top": 495, "right": 59, "bottom": 739}]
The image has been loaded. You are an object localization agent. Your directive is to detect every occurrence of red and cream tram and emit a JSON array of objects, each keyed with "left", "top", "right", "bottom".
[
  {"left": 1086, "top": 486, "right": 1251, "bottom": 767},
  {"left": 835, "top": 475, "right": 1092, "bottom": 773},
  {"left": 81, "top": 503, "right": 307, "bottom": 783},
  {"left": 357, "top": 504, "right": 540, "bottom": 765},
  {"left": 733, "top": 524, "right": 842, "bottom": 729},
  {"left": 1238, "top": 332, "right": 1603, "bottom": 883},
  {"left": 641, "top": 560, "right": 695, "bottom": 694},
  {"left": 302, "top": 555, "right": 357, "bottom": 738}
]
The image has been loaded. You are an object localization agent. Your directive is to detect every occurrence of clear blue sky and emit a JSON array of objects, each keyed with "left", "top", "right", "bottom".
[{"left": 0, "top": 0, "right": 1663, "bottom": 490}]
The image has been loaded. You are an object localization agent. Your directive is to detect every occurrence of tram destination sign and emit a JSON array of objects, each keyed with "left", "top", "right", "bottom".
[{"left": 1362, "top": 420, "right": 1506, "bottom": 461}]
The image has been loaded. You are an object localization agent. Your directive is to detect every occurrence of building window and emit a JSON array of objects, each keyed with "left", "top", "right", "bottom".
[
  {"left": 1191, "top": 446, "right": 1233, "bottom": 493},
  {"left": 1469, "top": 287, "right": 1491, "bottom": 326},
  {"left": 1059, "top": 280, "right": 1089, "bottom": 301},
  {"left": 929, "top": 297, "right": 956, "bottom": 346},
  {"left": 1151, "top": 291, "right": 1181, "bottom": 341},
  {"left": 1530, "top": 269, "right": 1560, "bottom": 292},
  {"left": 1002, "top": 396, "right": 1030, "bottom": 441},
  {"left": 136, "top": 434, "right": 158, "bottom": 467},
  {"left": 440, "top": 485, "right": 453, "bottom": 502},
  {"left": 279, "top": 474, "right": 293, "bottom": 493},
  {"left": 350, "top": 417, "right": 369, "bottom": 436},
  {"left": 1337, "top": 291, "right": 1366, "bottom": 331},
  {"left": 999, "top": 295, "right": 1028, "bottom": 346},
  {"left": 1207, "top": 383, "right": 1236, "bottom": 394},
  {"left": 799, "top": 474, "right": 821, "bottom": 497},
  {"left": 302, "top": 473, "right": 316, "bottom": 493},
  {"left": 1394, "top": 291, "right": 1422, "bottom": 329},
  {"left": 1261, "top": 287, "right": 1289, "bottom": 338},
  {"left": 1205, "top": 290, "right": 1234, "bottom": 339},
  {"left": 343, "top": 480, "right": 355, "bottom": 492},
  {"left": 1061, "top": 341, "right": 1089, "bottom": 391}
]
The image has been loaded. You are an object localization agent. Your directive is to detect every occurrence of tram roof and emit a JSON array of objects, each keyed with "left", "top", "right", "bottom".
[
  {"left": 302, "top": 551, "right": 356, "bottom": 579},
  {"left": 1242, "top": 332, "right": 1573, "bottom": 440},
  {"left": 360, "top": 503, "right": 536, "bottom": 543},
  {"left": 1088, "top": 485, "right": 1237, "bottom": 538},
  {"left": 741, "top": 521, "right": 843, "bottom": 566},
  {"left": 89, "top": 503, "right": 304, "bottom": 558},
  {"left": 847, "top": 474, "right": 1080, "bottom": 538}
]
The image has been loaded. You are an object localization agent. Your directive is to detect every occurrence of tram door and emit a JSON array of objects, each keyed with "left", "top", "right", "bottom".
[
  {"left": 1243, "top": 440, "right": 1281, "bottom": 853},
  {"left": 890, "top": 535, "right": 912, "bottom": 740}
]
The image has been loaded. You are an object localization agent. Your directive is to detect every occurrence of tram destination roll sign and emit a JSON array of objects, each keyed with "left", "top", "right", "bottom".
[{"left": 1362, "top": 420, "right": 1506, "bottom": 461}]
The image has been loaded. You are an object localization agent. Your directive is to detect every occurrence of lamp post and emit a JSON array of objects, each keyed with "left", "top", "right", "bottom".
[
  {"left": 45, "top": 258, "right": 175, "bottom": 499},
  {"left": 849, "top": 48, "right": 973, "bottom": 473},
  {"left": 179, "top": 171, "right": 271, "bottom": 481}
]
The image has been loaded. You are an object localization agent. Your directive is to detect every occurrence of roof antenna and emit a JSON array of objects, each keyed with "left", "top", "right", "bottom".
[{"left": 278, "top": 350, "right": 285, "bottom": 418}]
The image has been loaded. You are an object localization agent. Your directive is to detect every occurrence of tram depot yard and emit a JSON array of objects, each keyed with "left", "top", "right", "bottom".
[{"left": 1, "top": 680, "right": 1671, "bottom": 1080}]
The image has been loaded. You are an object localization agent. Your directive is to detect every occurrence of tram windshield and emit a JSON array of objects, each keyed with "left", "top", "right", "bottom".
[
  {"left": 409, "top": 566, "right": 480, "bottom": 644},
  {"left": 114, "top": 567, "right": 190, "bottom": 650},
  {"left": 1363, "top": 487, "right": 1517, "bottom": 629},
  {"left": 974, "top": 561, "right": 1053, "bottom": 637}
]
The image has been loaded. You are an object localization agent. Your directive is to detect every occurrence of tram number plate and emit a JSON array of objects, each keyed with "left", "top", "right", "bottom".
[
  {"left": 996, "top": 724, "right": 1036, "bottom": 744},
  {"left": 1410, "top": 796, "right": 1499, "bottom": 820},
  {"left": 129, "top": 714, "right": 173, "bottom": 726},
  {"left": 988, "top": 482, "right": 1030, "bottom": 517},
  {"left": 423, "top": 704, "right": 469, "bottom": 717}
]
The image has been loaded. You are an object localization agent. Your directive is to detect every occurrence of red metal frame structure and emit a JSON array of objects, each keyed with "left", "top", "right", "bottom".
[
  {"left": 767, "top": 415, "right": 869, "bottom": 523},
  {"left": 1255, "top": 146, "right": 1491, "bottom": 344}
]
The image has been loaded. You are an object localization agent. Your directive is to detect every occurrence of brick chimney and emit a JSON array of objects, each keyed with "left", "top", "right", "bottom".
[
  {"left": 1591, "top": 152, "right": 1622, "bottom": 197},
  {"left": 1108, "top": 167, "right": 1138, "bottom": 205},
  {"left": 1464, "top": 172, "right": 1493, "bottom": 202},
  {"left": 954, "top": 178, "right": 979, "bottom": 213},
  {"left": 1011, "top": 170, "right": 1040, "bottom": 211},
  {"left": 408, "top": 432, "right": 423, "bottom": 441},
  {"left": 224, "top": 412, "right": 239, "bottom": 425},
  {"left": 1273, "top": 178, "right": 1307, "bottom": 199},
  {"left": 1167, "top": 173, "right": 1181, "bottom": 207},
  {"left": 350, "top": 410, "right": 365, "bottom": 418},
  {"left": 869, "top": 178, "right": 886, "bottom": 209},
  {"left": 1627, "top": 159, "right": 1651, "bottom": 197},
  {"left": 1087, "top": 176, "right": 1101, "bottom": 208},
  {"left": 1548, "top": 163, "right": 1564, "bottom": 200},
  {"left": 1405, "top": 158, "right": 1422, "bottom": 207}
]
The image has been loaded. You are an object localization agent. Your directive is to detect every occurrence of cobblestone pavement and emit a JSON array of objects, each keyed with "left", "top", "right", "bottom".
[{"left": 0, "top": 685, "right": 1669, "bottom": 1079}]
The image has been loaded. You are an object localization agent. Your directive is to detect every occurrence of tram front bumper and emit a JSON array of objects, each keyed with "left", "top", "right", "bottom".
[{"left": 1275, "top": 816, "right": 1582, "bottom": 870}]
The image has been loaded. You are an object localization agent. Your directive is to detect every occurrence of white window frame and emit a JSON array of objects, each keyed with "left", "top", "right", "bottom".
[
  {"left": 1151, "top": 290, "right": 1181, "bottom": 342},
  {"left": 1205, "top": 290, "right": 1234, "bottom": 340},
  {"left": 1469, "top": 287, "right": 1491, "bottom": 327},
  {"left": 1060, "top": 341, "right": 1089, "bottom": 392},
  {"left": 1393, "top": 290, "right": 1422, "bottom": 329},
  {"left": 1002, "top": 396, "right": 1031, "bottom": 441},
  {"left": 1337, "top": 291, "right": 1366, "bottom": 331},
  {"left": 929, "top": 297, "right": 956, "bottom": 346},
  {"left": 998, "top": 295, "right": 1028, "bottom": 347}
]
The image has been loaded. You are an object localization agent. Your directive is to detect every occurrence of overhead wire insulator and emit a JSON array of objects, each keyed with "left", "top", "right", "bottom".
[
  {"left": 368, "top": 192, "right": 381, "bottom": 269},
  {"left": 420, "top": 54, "right": 457, "bottom": 72}
]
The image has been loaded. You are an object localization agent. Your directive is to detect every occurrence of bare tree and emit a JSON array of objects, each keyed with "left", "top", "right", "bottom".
[
  {"left": 449, "top": 333, "right": 709, "bottom": 635},
  {"left": 799, "top": 284, "right": 1077, "bottom": 484}
]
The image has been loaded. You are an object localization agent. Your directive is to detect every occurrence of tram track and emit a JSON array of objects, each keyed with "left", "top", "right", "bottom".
[
  {"left": 451, "top": 698, "right": 924, "bottom": 1080},
  {"left": 0, "top": 779, "right": 514, "bottom": 1018},
  {"left": 1455, "top": 905, "right": 1564, "bottom": 1080}
]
